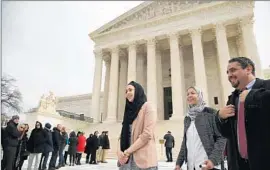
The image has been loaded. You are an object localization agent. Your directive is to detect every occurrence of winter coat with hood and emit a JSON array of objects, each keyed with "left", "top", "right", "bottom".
[
  {"left": 52, "top": 127, "right": 61, "bottom": 151},
  {"left": 43, "top": 123, "right": 54, "bottom": 153},
  {"left": 68, "top": 131, "right": 78, "bottom": 155},
  {"left": 27, "top": 121, "right": 46, "bottom": 153}
]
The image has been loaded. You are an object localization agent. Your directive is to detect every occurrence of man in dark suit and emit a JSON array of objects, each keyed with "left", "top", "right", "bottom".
[{"left": 216, "top": 57, "right": 270, "bottom": 170}]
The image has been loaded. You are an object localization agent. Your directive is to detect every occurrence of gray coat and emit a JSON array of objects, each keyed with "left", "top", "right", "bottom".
[{"left": 176, "top": 107, "right": 226, "bottom": 167}]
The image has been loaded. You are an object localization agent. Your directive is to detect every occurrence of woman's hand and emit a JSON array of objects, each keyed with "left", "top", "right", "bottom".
[
  {"left": 174, "top": 165, "right": 181, "bottom": 170},
  {"left": 117, "top": 151, "right": 128, "bottom": 165},
  {"left": 202, "top": 160, "right": 214, "bottom": 170}
]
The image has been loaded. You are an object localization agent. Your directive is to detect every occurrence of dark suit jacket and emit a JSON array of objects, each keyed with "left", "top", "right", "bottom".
[{"left": 216, "top": 78, "right": 270, "bottom": 170}]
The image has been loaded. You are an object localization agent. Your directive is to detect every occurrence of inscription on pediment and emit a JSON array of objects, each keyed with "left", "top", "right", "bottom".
[{"left": 100, "top": 1, "right": 213, "bottom": 34}]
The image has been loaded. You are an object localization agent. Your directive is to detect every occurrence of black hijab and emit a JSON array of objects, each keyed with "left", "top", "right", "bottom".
[{"left": 120, "top": 81, "right": 147, "bottom": 152}]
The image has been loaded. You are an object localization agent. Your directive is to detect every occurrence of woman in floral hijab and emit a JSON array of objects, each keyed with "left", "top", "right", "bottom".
[{"left": 175, "top": 86, "right": 227, "bottom": 170}]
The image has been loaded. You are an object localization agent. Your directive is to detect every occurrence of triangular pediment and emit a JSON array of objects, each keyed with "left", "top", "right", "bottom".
[{"left": 90, "top": 1, "right": 214, "bottom": 37}]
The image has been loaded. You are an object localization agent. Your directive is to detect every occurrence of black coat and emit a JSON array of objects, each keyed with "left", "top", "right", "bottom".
[
  {"left": 15, "top": 133, "right": 29, "bottom": 164},
  {"left": 27, "top": 128, "right": 46, "bottom": 153},
  {"left": 52, "top": 127, "right": 61, "bottom": 151},
  {"left": 2, "top": 120, "right": 21, "bottom": 148},
  {"left": 43, "top": 128, "right": 54, "bottom": 153},
  {"left": 216, "top": 78, "right": 270, "bottom": 170},
  {"left": 84, "top": 137, "right": 92, "bottom": 154},
  {"left": 68, "top": 137, "right": 77, "bottom": 155},
  {"left": 102, "top": 135, "right": 110, "bottom": 149},
  {"left": 98, "top": 135, "right": 104, "bottom": 147},
  {"left": 90, "top": 135, "right": 99, "bottom": 151}
]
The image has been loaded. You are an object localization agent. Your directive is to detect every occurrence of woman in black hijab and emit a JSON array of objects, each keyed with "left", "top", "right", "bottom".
[{"left": 118, "top": 81, "right": 158, "bottom": 170}]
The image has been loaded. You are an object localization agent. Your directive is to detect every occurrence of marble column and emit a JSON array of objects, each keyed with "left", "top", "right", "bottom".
[
  {"left": 137, "top": 53, "right": 146, "bottom": 89},
  {"left": 240, "top": 16, "right": 263, "bottom": 78},
  {"left": 215, "top": 23, "right": 233, "bottom": 106},
  {"left": 147, "top": 38, "right": 158, "bottom": 111},
  {"left": 118, "top": 51, "right": 128, "bottom": 121},
  {"left": 91, "top": 49, "right": 103, "bottom": 122},
  {"left": 127, "top": 42, "right": 137, "bottom": 83},
  {"left": 190, "top": 28, "right": 209, "bottom": 104},
  {"left": 107, "top": 46, "right": 120, "bottom": 121},
  {"left": 102, "top": 55, "right": 111, "bottom": 121},
  {"left": 169, "top": 33, "right": 184, "bottom": 119},
  {"left": 156, "top": 48, "right": 164, "bottom": 120},
  {"left": 236, "top": 35, "right": 244, "bottom": 57}
]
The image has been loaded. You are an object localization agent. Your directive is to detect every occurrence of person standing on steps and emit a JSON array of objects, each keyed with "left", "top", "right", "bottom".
[
  {"left": 163, "top": 131, "right": 175, "bottom": 162},
  {"left": 101, "top": 131, "right": 110, "bottom": 163}
]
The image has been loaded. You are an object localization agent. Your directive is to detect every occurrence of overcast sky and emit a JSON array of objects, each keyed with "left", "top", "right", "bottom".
[{"left": 2, "top": 1, "right": 270, "bottom": 111}]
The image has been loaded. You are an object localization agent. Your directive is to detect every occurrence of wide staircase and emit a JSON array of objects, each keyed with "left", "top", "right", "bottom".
[{"left": 82, "top": 118, "right": 185, "bottom": 161}]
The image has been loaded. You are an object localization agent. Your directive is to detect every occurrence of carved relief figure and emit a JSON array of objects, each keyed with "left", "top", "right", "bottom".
[
  {"left": 37, "top": 91, "right": 58, "bottom": 114},
  {"left": 46, "top": 91, "right": 57, "bottom": 113},
  {"left": 37, "top": 94, "right": 47, "bottom": 112}
]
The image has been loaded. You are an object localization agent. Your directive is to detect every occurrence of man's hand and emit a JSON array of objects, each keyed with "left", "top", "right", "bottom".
[
  {"left": 240, "top": 90, "right": 249, "bottom": 103},
  {"left": 174, "top": 165, "right": 181, "bottom": 170},
  {"left": 202, "top": 160, "right": 214, "bottom": 170},
  {"left": 218, "top": 104, "right": 235, "bottom": 119}
]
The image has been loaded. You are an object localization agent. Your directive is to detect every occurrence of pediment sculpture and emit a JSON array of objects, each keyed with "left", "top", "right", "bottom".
[
  {"left": 100, "top": 1, "right": 213, "bottom": 34},
  {"left": 37, "top": 91, "right": 58, "bottom": 114}
]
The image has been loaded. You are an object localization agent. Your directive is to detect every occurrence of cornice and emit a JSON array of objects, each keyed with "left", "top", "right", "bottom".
[
  {"left": 91, "top": 1, "right": 227, "bottom": 40},
  {"left": 57, "top": 92, "right": 104, "bottom": 102}
]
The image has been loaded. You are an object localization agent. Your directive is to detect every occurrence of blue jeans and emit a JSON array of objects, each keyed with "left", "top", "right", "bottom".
[{"left": 58, "top": 146, "right": 65, "bottom": 166}]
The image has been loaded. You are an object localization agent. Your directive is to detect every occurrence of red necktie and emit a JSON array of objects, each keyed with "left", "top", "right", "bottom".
[{"left": 237, "top": 101, "right": 248, "bottom": 159}]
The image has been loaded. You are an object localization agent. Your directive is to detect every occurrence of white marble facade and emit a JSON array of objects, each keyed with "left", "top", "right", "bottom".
[{"left": 89, "top": 1, "right": 263, "bottom": 123}]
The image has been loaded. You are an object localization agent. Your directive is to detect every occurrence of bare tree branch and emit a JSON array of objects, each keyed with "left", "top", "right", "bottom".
[{"left": 1, "top": 74, "right": 22, "bottom": 115}]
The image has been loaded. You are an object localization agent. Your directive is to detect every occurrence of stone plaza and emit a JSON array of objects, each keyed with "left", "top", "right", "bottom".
[{"left": 22, "top": 159, "right": 176, "bottom": 170}]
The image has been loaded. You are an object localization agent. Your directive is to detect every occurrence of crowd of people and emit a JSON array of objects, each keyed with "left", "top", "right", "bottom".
[
  {"left": 1, "top": 57, "right": 269, "bottom": 170},
  {"left": 1, "top": 117, "right": 110, "bottom": 170}
]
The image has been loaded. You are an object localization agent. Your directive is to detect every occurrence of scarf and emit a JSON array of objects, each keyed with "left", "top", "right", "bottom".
[
  {"left": 120, "top": 81, "right": 147, "bottom": 152},
  {"left": 187, "top": 86, "right": 206, "bottom": 121}
]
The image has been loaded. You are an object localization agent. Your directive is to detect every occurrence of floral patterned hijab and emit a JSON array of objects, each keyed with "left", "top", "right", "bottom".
[{"left": 187, "top": 86, "right": 206, "bottom": 120}]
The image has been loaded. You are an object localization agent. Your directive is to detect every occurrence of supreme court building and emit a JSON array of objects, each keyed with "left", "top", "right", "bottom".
[{"left": 89, "top": 1, "right": 263, "bottom": 123}]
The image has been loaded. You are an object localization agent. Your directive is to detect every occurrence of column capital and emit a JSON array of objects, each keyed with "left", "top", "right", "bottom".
[
  {"left": 93, "top": 48, "right": 103, "bottom": 57},
  {"left": 168, "top": 32, "right": 180, "bottom": 39},
  {"left": 128, "top": 41, "right": 137, "bottom": 48},
  {"left": 147, "top": 38, "right": 157, "bottom": 46},
  {"left": 214, "top": 22, "right": 226, "bottom": 32},
  {"left": 189, "top": 27, "right": 202, "bottom": 37},
  {"left": 110, "top": 46, "right": 119, "bottom": 54},
  {"left": 239, "top": 15, "right": 254, "bottom": 27}
]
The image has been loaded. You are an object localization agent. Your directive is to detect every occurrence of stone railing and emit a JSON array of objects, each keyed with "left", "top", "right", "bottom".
[{"left": 56, "top": 110, "right": 94, "bottom": 123}]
